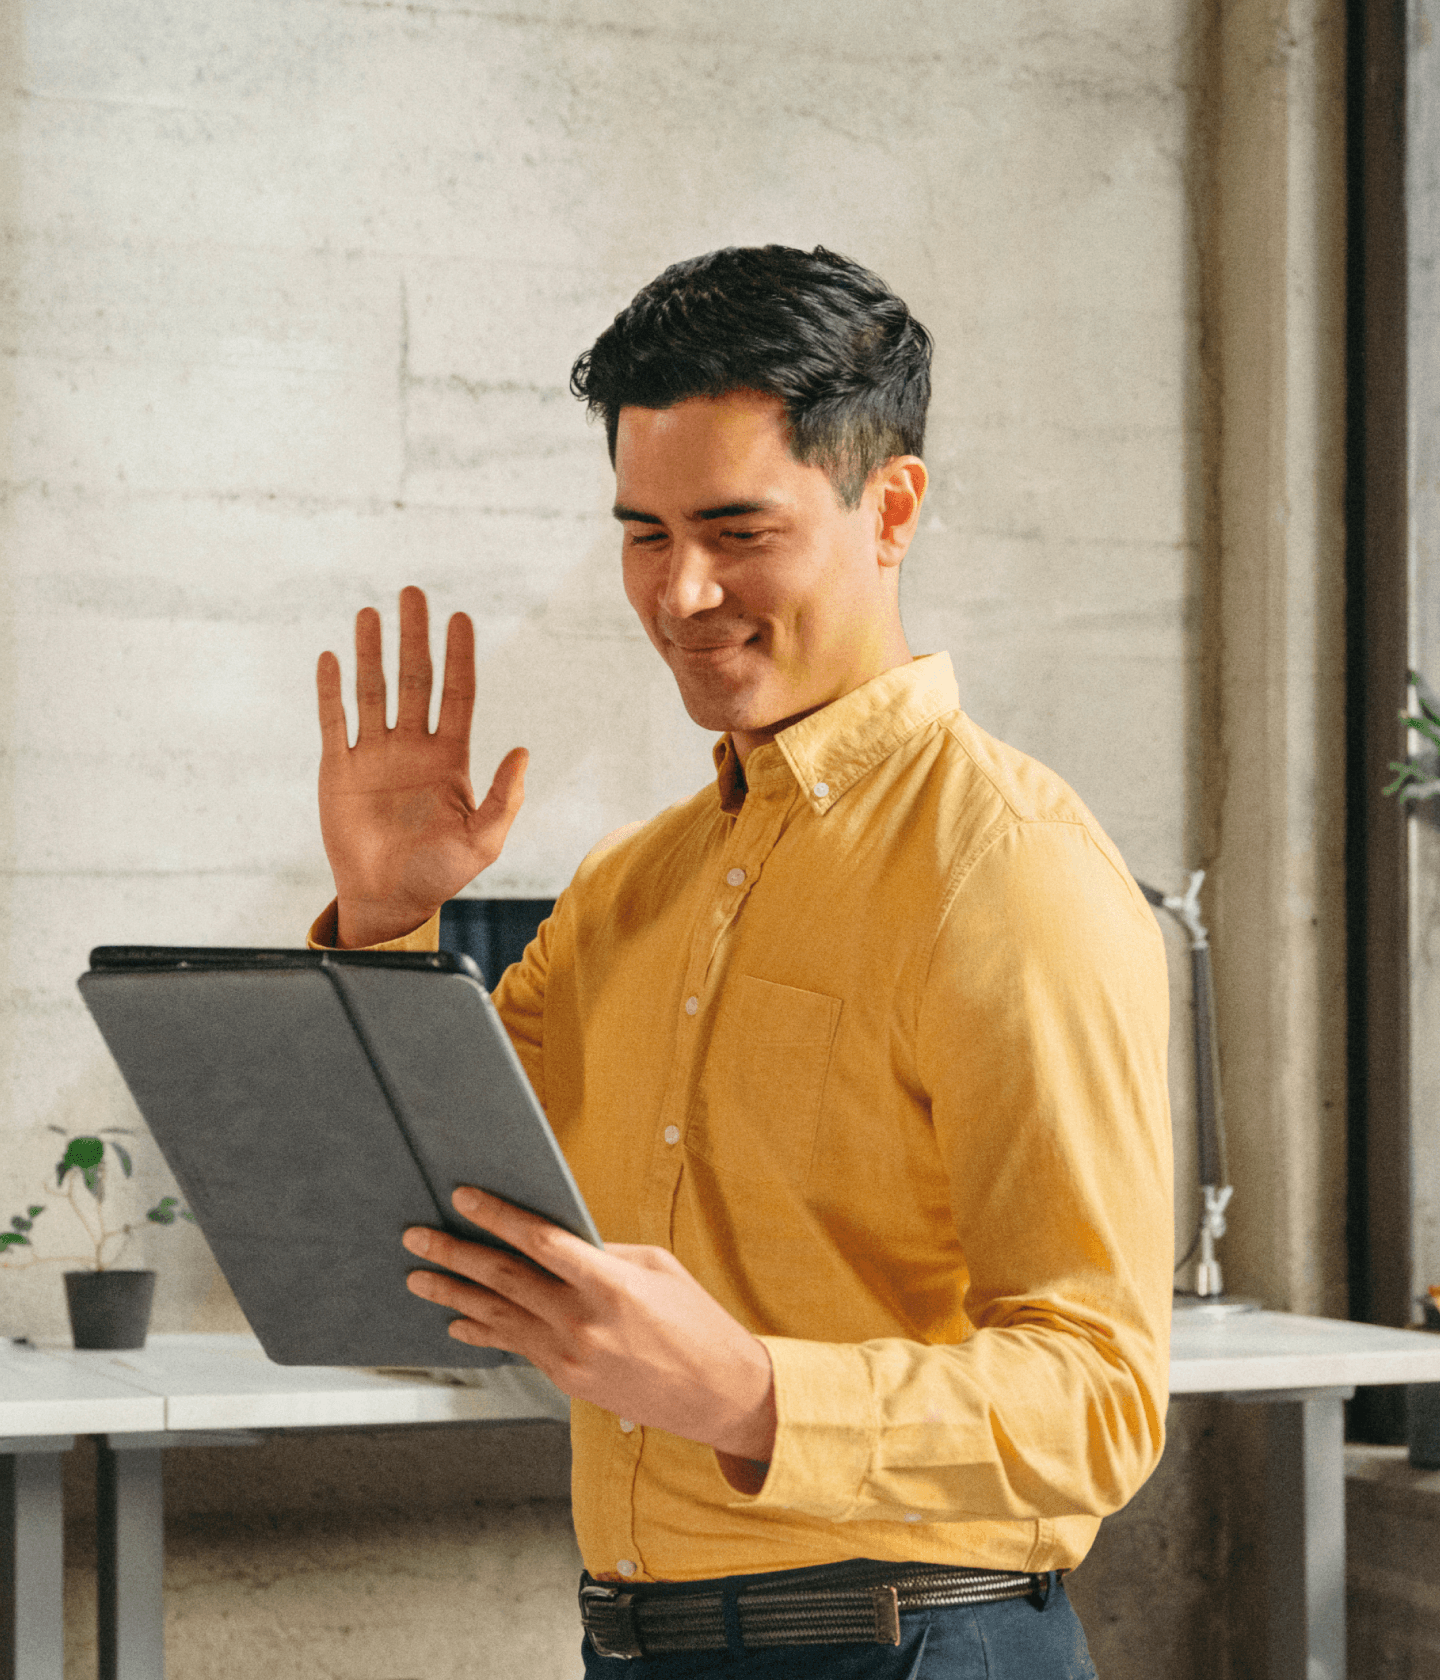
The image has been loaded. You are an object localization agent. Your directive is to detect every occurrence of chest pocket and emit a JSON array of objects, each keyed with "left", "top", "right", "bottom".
[{"left": 688, "top": 975, "right": 842, "bottom": 1186}]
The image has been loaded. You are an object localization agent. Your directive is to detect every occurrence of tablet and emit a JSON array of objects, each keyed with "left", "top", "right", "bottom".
[{"left": 78, "top": 947, "right": 601, "bottom": 1368}]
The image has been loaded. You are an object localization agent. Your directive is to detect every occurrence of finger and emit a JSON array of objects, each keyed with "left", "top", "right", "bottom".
[
  {"left": 395, "top": 586, "right": 434, "bottom": 735},
  {"left": 316, "top": 651, "right": 350, "bottom": 760},
  {"left": 403, "top": 1222, "right": 547, "bottom": 1291},
  {"left": 406, "top": 1268, "right": 537, "bottom": 1354},
  {"left": 449, "top": 1185, "right": 601, "bottom": 1285},
  {"left": 403, "top": 1227, "right": 564, "bottom": 1320},
  {"left": 436, "top": 612, "right": 477, "bottom": 744},
  {"left": 467, "top": 747, "right": 529, "bottom": 858},
  {"left": 354, "top": 607, "right": 387, "bottom": 741}
]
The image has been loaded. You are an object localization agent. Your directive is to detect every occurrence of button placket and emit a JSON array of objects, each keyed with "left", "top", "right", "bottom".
[{"left": 639, "top": 780, "right": 796, "bottom": 1246}]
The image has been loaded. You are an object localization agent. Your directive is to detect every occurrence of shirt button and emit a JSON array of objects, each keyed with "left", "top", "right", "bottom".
[
  {"left": 726, "top": 867, "right": 746, "bottom": 887},
  {"left": 684, "top": 996, "right": 699, "bottom": 1015},
  {"left": 813, "top": 781, "right": 829, "bottom": 798},
  {"left": 619, "top": 1418, "right": 635, "bottom": 1433},
  {"left": 663, "top": 1125, "right": 680, "bottom": 1145},
  {"left": 617, "top": 1559, "right": 637, "bottom": 1578}
]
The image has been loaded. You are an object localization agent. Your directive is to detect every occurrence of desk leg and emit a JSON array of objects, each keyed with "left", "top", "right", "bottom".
[
  {"left": 0, "top": 1437, "right": 73, "bottom": 1680},
  {"left": 96, "top": 1439, "right": 164, "bottom": 1680},
  {"left": 1265, "top": 1394, "right": 1346, "bottom": 1680}
]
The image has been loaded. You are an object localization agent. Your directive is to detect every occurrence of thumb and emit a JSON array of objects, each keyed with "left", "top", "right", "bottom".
[{"left": 467, "top": 747, "right": 529, "bottom": 864}]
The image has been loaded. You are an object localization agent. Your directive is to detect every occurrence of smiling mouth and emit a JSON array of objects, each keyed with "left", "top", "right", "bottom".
[{"left": 666, "top": 630, "right": 759, "bottom": 654}]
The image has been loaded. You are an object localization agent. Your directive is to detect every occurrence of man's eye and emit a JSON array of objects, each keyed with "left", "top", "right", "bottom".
[
  {"left": 627, "top": 531, "right": 666, "bottom": 545},
  {"left": 725, "top": 529, "right": 765, "bottom": 542}
]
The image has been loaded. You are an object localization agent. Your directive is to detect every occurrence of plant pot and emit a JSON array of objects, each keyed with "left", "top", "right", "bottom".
[{"left": 64, "top": 1269, "right": 156, "bottom": 1350}]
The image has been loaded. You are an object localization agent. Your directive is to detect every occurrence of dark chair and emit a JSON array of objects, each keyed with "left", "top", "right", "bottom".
[{"left": 438, "top": 898, "right": 555, "bottom": 988}]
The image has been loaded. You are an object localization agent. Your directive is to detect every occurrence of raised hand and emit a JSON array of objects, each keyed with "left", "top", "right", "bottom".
[{"left": 317, "top": 586, "right": 528, "bottom": 948}]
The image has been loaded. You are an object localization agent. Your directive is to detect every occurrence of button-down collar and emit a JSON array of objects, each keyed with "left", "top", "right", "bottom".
[{"left": 710, "top": 654, "right": 960, "bottom": 816}]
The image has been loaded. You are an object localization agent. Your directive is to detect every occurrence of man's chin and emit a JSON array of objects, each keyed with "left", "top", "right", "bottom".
[{"left": 672, "top": 675, "right": 773, "bottom": 737}]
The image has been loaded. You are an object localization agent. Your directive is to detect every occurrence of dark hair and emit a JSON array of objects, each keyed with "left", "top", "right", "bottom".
[{"left": 569, "top": 245, "right": 932, "bottom": 508}]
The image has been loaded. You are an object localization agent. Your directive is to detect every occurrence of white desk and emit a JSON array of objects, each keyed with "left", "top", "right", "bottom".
[
  {"left": 1168, "top": 1308, "right": 1440, "bottom": 1680},
  {"left": 5, "top": 1315, "right": 1440, "bottom": 1680},
  {"left": 0, "top": 1339, "right": 167, "bottom": 1680},
  {"left": 0, "top": 1335, "right": 566, "bottom": 1680}
]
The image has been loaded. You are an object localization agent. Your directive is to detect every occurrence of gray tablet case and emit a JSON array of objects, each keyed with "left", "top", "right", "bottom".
[{"left": 77, "top": 947, "right": 601, "bottom": 1368}]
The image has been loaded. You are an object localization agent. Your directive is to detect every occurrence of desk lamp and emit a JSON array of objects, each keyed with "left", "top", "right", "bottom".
[{"left": 1137, "top": 870, "right": 1254, "bottom": 1312}]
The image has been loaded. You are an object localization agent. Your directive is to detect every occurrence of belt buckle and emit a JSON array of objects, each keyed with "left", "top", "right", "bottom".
[{"left": 580, "top": 1582, "right": 645, "bottom": 1660}]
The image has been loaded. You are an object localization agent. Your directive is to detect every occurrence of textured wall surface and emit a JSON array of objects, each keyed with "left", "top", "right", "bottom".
[
  {"left": 0, "top": 0, "right": 1203, "bottom": 1342},
  {"left": 1410, "top": 0, "right": 1440, "bottom": 1307},
  {"left": 1345, "top": 1446, "right": 1440, "bottom": 1679},
  {"left": 59, "top": 1424, "right": 583, "bottom": 1680},
  {"left": 0, "top": 1, "right": 1297, "bottom": 1677}
]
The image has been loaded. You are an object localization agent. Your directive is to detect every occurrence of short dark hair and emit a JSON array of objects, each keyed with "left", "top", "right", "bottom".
[{"left": 569, "top": 245, "right": 932, "bottom": 508}]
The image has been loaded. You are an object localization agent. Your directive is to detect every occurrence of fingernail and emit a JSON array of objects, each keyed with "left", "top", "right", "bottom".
[
  {"left": 402, "top": 1228, "right": 431, "bottom": 1256},
  {"left": 453, "top": 1187, "right": 481, "bottom": 1214}
]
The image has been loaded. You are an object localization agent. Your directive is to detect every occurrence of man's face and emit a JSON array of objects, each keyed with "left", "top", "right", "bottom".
[{"left": 614, "top": 390, "right": 910, "bottom": 751}]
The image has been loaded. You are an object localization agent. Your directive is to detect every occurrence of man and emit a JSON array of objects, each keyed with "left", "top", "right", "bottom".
[{"left": 310, "top": 245, "right": 1172, "bottom": 1677}]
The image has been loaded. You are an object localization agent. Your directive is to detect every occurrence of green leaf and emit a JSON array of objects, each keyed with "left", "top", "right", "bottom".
[
  {"left": 62, "top": 1137, "right": 104, "bottom": 1173},
  {"left": 10, "top": 1217, "right": 31, "bottom": 1233},
  {"left": 179, "top": 1209, "right": 196, "bottom": 1223},
  {"left": 81, "top": 1164, "right": 102, "bottom": 1199},
  {"left": 1402, "top": 711, "right": 1440, "bottom": 754},
  {"left": 146, "top": 1208, "right": 174, "bottom": 1225},
  {"left": 110, "top": 1143, "right": 133, "bottom": 1178},
  {"left": 1412, "top": 669, "right": 1440, "bottom": 727},
  {"left": 27, "top": 1206, "right": 43, "bottom": 1218},
  {"left": 0, "top": 1232, "right": 27, "bottom": 1248}
]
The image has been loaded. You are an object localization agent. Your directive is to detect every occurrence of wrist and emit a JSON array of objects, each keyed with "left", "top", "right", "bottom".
[
  {"left": 711, "top": 1337, "right": 777, "bottom": 1463},
  {"left": 334, "top": 897, "right": 441, "bottom": 950}
]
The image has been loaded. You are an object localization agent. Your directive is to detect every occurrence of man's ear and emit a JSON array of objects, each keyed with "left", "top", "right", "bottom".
[{"left": 874, "top": 457, "right": 928, "bottom": 568}]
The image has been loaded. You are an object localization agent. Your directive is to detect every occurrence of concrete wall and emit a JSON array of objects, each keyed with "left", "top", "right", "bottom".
[
  {"left": 0, "top": 1, "right": 1351, "bottom": 1677},
  {"left": 1410, "top": 0, "right": 1440, "bottom": 1309},
  {"left": 0, "top": 0, "right": 1204, "bottom": 1338},
  {"left": 1345, "top": 1446, "right": 1440, "bottom": 1678}
]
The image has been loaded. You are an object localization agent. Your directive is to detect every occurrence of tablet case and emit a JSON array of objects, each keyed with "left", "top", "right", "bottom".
[{"left": 77, "top": 947, "right": 600, "bottom": 1368}]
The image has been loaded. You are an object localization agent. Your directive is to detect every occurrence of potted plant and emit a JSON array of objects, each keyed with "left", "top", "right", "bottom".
[
  {"left": 1, "top": 1126, "right": 193, "bottom": 1349},
  {"left": 1384, "top": 669, "right": 1440, "bottom": 804}
]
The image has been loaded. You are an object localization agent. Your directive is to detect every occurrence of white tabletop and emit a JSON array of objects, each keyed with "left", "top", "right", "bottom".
[
  {"left": 7, "top": 1313, "right": 1440, "bottom": 1442},
  {"left": 4, "top": 1334, "right": 568, "bottom": 1434},
  {"left": 0, "top": 1337, "right": 165, "bottom": 1438},
  {"left": 1170, "top": 1308, "right": 1440, "bottom": 1393}
]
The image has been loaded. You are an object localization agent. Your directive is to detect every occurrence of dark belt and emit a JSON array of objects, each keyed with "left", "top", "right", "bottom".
[{"left": 579, "top": 1560, "right": 1052, "bottom": 1660}]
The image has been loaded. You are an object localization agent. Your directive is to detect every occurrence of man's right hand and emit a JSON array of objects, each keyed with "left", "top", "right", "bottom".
[{"left": 316, "top": 585, "right": 528, "bottom": 949}]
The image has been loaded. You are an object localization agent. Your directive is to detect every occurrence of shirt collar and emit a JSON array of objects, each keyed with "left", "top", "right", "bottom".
[{"left": 710, "top": 653, "right": 959, "bottom": 815}]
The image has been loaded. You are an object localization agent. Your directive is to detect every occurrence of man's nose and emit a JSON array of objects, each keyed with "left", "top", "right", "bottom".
[{"left": 660, "top": 541, "right": 724, "bottom": 618}]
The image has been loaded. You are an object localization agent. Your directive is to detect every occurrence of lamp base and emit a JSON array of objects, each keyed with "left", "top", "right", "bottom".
[{"left": 1172, "top": 1293, "right": 1261, "bottom": 1317}]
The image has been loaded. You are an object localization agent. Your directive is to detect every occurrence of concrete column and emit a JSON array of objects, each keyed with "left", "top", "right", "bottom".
[
  {"left": 1407, "top": 0, "right": 1440, "bottom": 1311},
  {"left": 1204, "top": 0, "right": 1349, "bottom": 1315}
]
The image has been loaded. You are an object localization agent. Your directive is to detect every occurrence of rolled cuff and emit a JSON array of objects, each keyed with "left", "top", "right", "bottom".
[
  {"left": 728, "top": 1336, "right": 877, "bottom": 1520},
  {"left": 306, "top": 900, "right": 443, "bottom": 952}
]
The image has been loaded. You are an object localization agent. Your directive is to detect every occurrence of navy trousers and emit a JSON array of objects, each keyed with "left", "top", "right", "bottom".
[{"left": 580, "top": 1574, "right": 1097, "bottom": 1680}]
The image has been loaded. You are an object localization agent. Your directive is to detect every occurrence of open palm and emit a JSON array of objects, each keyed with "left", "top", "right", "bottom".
[{"left": 317, "top": 586, "right": 528, "bottom": 948}]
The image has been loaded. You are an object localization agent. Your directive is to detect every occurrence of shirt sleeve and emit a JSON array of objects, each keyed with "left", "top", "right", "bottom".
[
  {"left": 741, "top": 819, "right": 1174, "bottom": 1526},
  {"left": 306, "top": 901, "right": 442, "bottom": 952}
]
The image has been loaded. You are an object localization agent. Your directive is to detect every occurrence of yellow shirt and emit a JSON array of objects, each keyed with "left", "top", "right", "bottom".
[{"left": 311, "top": 652, "right": 1173, "bottom": 1582}]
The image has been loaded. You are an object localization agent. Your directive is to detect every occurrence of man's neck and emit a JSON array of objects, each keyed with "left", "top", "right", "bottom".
[{"left": 730, "top": 648, "right": 914, "bottom": 767}]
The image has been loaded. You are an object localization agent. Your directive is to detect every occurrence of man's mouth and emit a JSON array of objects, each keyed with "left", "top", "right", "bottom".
[{"left": 663, "top": 626, "right": 759, "bottom": 657}]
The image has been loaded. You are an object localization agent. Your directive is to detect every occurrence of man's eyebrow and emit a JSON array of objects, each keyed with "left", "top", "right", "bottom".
[
  {"left": 611, "top": 500, "right": 780, "bottom": 524},
  {"left": 693, "top": 501, "right": 778, "bottom": 520}
]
